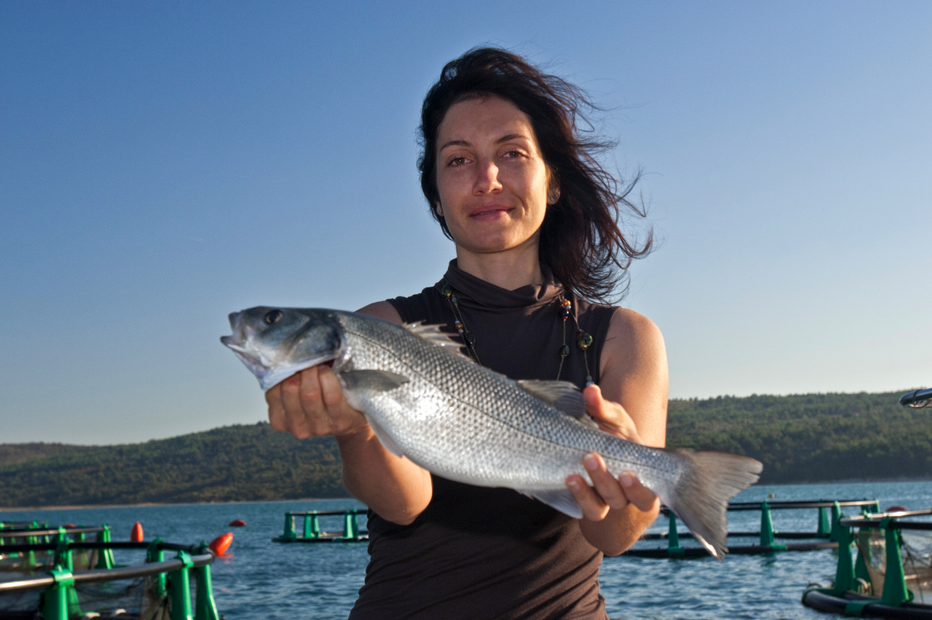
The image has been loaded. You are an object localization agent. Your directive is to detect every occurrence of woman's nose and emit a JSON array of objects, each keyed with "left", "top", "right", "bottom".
[{"left": 472, "top": 160, "right": 503, "bottom": 195}]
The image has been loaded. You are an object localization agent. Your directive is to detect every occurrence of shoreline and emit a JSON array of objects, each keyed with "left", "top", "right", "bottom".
[
  {"left": 0, "top": 497, "right": 357, "bottom": 514},
  {"left": 4, "top": 478, "right": 932, "bottom": 513}
]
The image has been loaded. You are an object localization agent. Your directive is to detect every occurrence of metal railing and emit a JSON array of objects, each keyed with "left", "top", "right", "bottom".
[{"left": 0, "top": 531, "right": 221, "bottom": 620}]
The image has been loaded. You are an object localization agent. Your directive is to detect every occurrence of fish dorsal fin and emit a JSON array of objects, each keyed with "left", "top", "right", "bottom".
[
  {"left": 403, "top": 321, "right": 474, "bottom": 362},
  {"left": 516, "top": 380, "right": 599, "bottom": 429}
]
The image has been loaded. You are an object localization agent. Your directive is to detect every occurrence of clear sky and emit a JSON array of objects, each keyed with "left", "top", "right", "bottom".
[{"left": 2, "top": 1, "right": 930, "bottom": 445}]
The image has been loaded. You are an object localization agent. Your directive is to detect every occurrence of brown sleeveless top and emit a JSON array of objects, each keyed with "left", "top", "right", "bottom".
[{"left": 348, "top": 261, "right": 618, "bottom": 620}]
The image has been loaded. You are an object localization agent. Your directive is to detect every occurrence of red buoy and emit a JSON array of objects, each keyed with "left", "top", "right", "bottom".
[
  {"left": 886, "top": 505, "right": 908, "bottom": 513},
  {"left": 62, "top": 524, "right": 76, "bottom": 529},
  {"left": 229, "top": 519, "right": 246, "bottom": 527},
  {"left": 209, "top": 532, "right": 233, "bottom": 555},
  {"left": 130, "top": 521, "right": 144, "bottom": 542}
]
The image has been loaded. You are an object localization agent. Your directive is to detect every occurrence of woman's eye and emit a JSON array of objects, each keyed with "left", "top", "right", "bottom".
[{"left": 448, "top": 156, "right": 466, "bottom": 167}]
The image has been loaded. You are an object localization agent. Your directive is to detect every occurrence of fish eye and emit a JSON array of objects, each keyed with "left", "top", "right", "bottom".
[{"left": 264, "top": 309, "right": 284, "bottom": 325}]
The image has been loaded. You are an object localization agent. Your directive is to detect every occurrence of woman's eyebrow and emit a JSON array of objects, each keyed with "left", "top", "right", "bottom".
[
  {"left": 440, "top": 133, "right": 532, "bottom": 152},
  {"left": 495, "top": 133, "right": 531, "bottom": 144},
  {"left": 439, "top": 139, "right": 471, "bottom": 152}
]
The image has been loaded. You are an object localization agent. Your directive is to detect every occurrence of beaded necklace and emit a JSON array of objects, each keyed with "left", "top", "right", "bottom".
[{"left": 437, "top": 279, "right": 595, "bottom": 386}]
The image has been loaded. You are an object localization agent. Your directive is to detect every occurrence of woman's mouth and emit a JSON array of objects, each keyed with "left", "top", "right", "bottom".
[{"left": 470, "top": 206, "right": 511, "bottom": 221}]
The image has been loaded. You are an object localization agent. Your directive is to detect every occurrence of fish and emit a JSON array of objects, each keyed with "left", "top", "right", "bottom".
[{"left": 221, "top": 306, "right": 763, "bottom": 558}]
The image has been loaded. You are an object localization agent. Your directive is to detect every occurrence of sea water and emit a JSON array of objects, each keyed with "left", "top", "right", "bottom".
[{"left": 2, "top": 480, "right": 930, "bottom": 619}]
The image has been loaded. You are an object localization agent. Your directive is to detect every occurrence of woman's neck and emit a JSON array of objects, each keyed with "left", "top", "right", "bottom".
[{"left": 454, "top": 244, "right": 544, "bottom": 291}]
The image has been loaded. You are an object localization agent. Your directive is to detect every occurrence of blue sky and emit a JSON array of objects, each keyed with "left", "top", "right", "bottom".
[{"left": 2, "top": 1, "right": 930, "bottom": 445}]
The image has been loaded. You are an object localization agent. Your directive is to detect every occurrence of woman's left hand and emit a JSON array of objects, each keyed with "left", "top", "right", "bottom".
[{"left": 564, "top": 384, "right": 659, "bottom": 521}]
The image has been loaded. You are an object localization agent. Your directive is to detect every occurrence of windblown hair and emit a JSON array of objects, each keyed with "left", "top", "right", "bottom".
[{"left": 418, "top": 47, "right": 652, "bottom": 304}]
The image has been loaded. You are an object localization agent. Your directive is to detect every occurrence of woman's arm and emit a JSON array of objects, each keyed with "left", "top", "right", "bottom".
[
  {"left": 265, "top": 301, "right": 433, "bottom": 525},
  {"left": 565, "top": 308, "right": 669, "bottom": 555}
]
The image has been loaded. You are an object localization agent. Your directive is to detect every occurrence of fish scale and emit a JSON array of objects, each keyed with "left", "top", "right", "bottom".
[
  {"left": 222, "top": 306, "right": 763, "bottom": 558},
  {"left": 341, "top": 311, "right": 680, "bottom": 491}
]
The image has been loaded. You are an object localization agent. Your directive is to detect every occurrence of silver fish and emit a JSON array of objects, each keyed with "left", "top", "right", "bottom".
[{"left": 221, "top": 306, "right": 762, "bottom": 558}]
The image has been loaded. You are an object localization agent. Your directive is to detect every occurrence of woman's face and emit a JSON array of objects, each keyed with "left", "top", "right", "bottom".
[{"left": 434, "top": 95, "right": 551, "bottom": 260}]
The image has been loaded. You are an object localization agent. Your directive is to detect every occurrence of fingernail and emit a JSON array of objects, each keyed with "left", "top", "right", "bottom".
[
  {"left": 620, "top": 472, "right": 633, "bottom": 487},
  {"left": 584, "top": 454, "right": 598, "bottom": 471},
  {"left": 567, "top": 479, "right": 581, "bottom": 491}
]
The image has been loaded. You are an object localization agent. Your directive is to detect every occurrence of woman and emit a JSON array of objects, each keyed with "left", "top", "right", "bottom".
[{"left": 267, "top": 48, "right": 668, "bottom": 619}]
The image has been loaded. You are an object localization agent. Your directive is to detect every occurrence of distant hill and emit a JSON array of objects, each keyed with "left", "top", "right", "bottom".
[
  {"left": 667, "top": 390, "right": 932, "bottom": 483},
  {"left": 1, "top": 391, "right": 928, "bottom": 508},
  {"left": 0, "top": 423, "right": 345, "bottom": 508},
  {"left": 0, "top": 443, "right": 96, "bottom": 466}
]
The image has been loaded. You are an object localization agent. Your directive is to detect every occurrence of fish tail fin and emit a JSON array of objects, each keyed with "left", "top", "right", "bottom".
[{"left": 660, "top": 449, "right": 763, "bottom": 560}]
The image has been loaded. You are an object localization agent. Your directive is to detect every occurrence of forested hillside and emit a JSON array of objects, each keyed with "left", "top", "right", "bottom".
[
  {"left": 0, "top": 423, "right": 345, "bottom": 508},
  {"left": 666, "top": 391, "right": 931, "bottom": 483},
  {"left": 1, "top": 391, "right": 928, "bottom": 508}
]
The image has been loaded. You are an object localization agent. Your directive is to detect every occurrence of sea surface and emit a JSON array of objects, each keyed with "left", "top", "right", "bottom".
[{"left": 2, "top": 480, "right": 931, "bottom": 619}]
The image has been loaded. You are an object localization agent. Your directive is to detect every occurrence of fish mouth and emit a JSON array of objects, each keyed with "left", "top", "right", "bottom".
[
  {"left": 221, "top": 334, "right": 272, "bottom": 381},
  {"left": 221, "top": 311, "right": 337, "bottom": 391}
]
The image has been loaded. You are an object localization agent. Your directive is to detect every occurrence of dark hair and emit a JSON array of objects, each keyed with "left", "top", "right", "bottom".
[{"left": 417, "top": 47, "right": 652, "bottom": 303}]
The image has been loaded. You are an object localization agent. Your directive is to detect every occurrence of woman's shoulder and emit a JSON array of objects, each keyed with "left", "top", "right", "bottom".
[
  {"left": 356, "top": 301, "right": 403, "bottom": 325},
  {"left": 601, "top": 307, "right": 665, "bottom": 367},
  {"left": 364, "top": 284, "right": 447, "bottom": 325},
  {"left": 578, "top": 300, "right": 660, "bottom": 339}
]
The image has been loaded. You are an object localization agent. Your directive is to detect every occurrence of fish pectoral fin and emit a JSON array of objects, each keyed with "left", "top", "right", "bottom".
[
  {"left": 340, "top": 370, "right": 410, "bottom": 393},
  {"left": 518, "top": 488, "right": 584, "bottom": 519},
  {"left": 516, "top": 380, "right": 589, "bottom": 421},
  {"left": 364, "top": 416, "right": 405, "bottom": 458},
  {"left": 403, "top": 322, "right": 474, "bottom": 363}
]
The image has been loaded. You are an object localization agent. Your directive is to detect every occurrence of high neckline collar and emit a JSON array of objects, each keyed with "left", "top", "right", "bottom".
[{"left": 439, "top": 259, "right": 563, "bottom": 310}]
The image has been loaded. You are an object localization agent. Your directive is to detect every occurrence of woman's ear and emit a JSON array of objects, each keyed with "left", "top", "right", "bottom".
[
  {"left": 435, "top": 202, "right": 444, "bottom": 217},
  {"left": 547, "top": 183, "right": 561, "bottom": 205}
]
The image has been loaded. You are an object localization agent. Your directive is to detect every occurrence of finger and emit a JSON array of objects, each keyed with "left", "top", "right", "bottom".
[
  {"left": 281, "top": 371, "right": 313, "bottom": 438},
  {"left": 582, "top": 384, "right": 605, "bottom": 418},
  {"left": 565, "top": 474, "right": 610, "bottom": 521},
  {"left": 266, "top": 384, "right": 286, "bottom": 432},
  {"left": 317, "top": 366, "right": 358, "bottom": 434},
  {"left": 583, "top": 453, "right": 630, "bottom": 511},
  {"left": 583, "top": 385, "right": 640, "bottom": 442},
  {"left": 617, "top": 471, "right": 659, "bottom": 513},
  {"left": 317, "top": 365, "right": 345, "bottom": 408}
]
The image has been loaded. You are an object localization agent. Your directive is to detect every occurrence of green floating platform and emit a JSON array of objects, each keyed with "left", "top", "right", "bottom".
[
  {"left": 802, "top": 508, "right": 932, "bottom": 619},
  {"left": 627, "top": 498, "right": 880, "bottom": 558},
  {"left": 273, "top": 509, "right": 369, "bottom": 543},
  {"left": 0, "top": 527, "right": 221, "bottom": 620}
]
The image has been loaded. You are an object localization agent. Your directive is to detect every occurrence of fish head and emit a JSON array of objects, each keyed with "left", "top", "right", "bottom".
[{"left": 221, "top": 307, "right": 345, "bottom": 391}]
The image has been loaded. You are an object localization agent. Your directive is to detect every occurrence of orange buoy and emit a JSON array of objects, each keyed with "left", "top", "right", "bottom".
[
  {"left": 130, "top": 521, "right": 144, "bottom": 542},
  {"left": 209, "top": 532, "right": 233, "bottom": 555},
  {"left": 229, "top": 519, "right": 246, "bottom": 527}
]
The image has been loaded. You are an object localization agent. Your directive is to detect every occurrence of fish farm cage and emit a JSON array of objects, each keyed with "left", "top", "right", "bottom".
[
  {"left": 0, "top": 523, "right": 220, "bottom": 620},
  {"left": 799, "top": 387, "right": 932, "bottom": 617},
  {"left": 802, "top": 508, "right": 932, "bottom": 619},
  {"left": 626, "top": 499, "right": 881, "bottom": 558},
  {"left": 272, "top": 509, "right": 368, "bottom": 543}
]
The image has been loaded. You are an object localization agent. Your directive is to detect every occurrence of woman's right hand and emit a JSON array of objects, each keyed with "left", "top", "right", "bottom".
[{"left": 266, "top": 364, "right": 369, "bottom": 440}]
